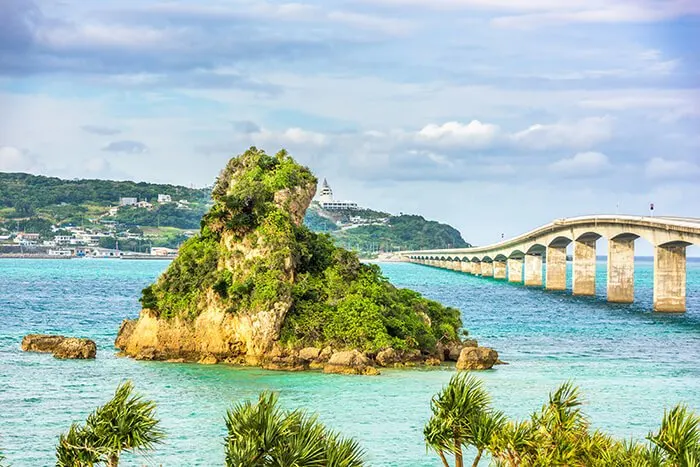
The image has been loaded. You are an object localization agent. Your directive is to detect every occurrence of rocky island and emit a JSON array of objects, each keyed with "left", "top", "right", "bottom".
[{"left": 116, "top": 147, "right": 497, "bottom": 374}]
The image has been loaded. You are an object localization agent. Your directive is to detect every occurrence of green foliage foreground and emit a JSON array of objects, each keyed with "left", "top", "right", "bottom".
[
  {"left": 224, "top": 392, "right": 366, "bottom": 467},
  {"left": 425, "top": 373, "right": 700, "bottom": 467},
  {"left": 140, "top": 147, "right": 462, "bottom": 354},
  {"left": 1, "top": 377, "right": 688, "bottom": 466},
  {"left": 55, "top": 382, "right": 164, "bottom": 467}
]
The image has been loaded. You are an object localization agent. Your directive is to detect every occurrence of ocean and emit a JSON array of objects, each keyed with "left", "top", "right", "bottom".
[{"left": 1, "top": 258, "right": 698, "bottom": 466}]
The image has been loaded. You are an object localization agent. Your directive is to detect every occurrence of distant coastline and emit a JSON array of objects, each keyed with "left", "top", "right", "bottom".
[{"left": 0, "top": 253, "right": 173, "bottom": 260}]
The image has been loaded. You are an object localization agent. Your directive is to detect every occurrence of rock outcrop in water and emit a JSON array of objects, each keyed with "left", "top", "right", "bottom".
[
  {"left": 22, "top": 334, "right": 96, "bottom": 359},
  {"left": 116, "top": 147, "right": 476, "bottom": 373},
  {"left": 456, "top": 346, "right": 499, "bottom": 370}
]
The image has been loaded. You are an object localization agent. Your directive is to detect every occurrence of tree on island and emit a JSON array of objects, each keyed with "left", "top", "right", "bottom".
[
  {"left": 224, "top": 391, "right": 366, "bottom": 467},
  {"left": 55, "top": 381, "right": 164, "bottom": 467},
  {"left": 425, "top": 374, "right": 700, "bottom": 466}
]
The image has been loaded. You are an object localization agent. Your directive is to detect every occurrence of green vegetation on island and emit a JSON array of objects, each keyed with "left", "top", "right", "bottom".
[{"left": 139, "top": 147, "right": 462, "bottom": 355}]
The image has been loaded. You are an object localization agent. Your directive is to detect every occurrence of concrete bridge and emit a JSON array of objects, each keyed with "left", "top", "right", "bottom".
[{"left": 400, "top": 215, "right": 700, "bottom": 313}]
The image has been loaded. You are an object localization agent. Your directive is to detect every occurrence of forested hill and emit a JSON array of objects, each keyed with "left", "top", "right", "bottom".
[
  {"left": 304, "top": 203, "right": 470, "bottom": 254},
  {"left": 0, "top": 172, "right": 469, "bottom": 255},
  {"left": 0, "top": 172, "right": 210, "bottom": 212}
]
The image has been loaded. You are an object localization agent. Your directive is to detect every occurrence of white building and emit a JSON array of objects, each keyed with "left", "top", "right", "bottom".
[
  {"left": 136, "top": 200, "right": 153, "bottom": 209},
  {"left": 151, "top": 247, "right": 178, "bottom": 256},
  {"left": 55, "top": 235, "right": 73, "bottom": 245},
  {"left": 158, "top": 194, "right": 172, "bottom": 203},
  {"left": 317, "top": 179, "right": 359, "bottom": 210},
  {"left": 120, "top": 197, "right": 138, "bottom": 206}
]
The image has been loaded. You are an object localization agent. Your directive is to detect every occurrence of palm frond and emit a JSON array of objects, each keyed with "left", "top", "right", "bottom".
[{"left": 647, "top": 404, "right": 700, "bottom": 464}]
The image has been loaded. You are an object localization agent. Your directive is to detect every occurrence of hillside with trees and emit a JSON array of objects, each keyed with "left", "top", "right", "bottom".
[
  {"left": 0, "top": 171, "right": 468, "bottom": 255},
  {"left": 0, "top": 172, "right": 210, "bottom": 215},
  {"left": 304, "top": 203, "right": 470, "bottom": 254}
]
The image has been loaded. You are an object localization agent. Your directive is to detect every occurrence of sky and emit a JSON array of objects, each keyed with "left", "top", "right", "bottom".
[{"left": 1, "top": 0, "right": 699, "bottom": 250}]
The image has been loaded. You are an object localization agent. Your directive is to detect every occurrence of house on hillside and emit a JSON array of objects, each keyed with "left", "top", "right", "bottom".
[
  {"left": 158, "top": 194, "right": 172, "bottom": 203},
  {"left": 120, "top": 197, "right": 138, "bottom": 206}
]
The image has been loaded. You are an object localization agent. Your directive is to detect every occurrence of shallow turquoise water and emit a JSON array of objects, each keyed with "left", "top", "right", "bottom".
[{"left": 1, "top": 258, "right": 699, "bottom": 466}]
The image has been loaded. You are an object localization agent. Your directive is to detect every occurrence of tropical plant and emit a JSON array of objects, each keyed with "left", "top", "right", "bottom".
[
  {"left": 648, "top": 404, "right": 700, "bottom": 466},
  {"left": 224, "top": 391, "right": 365, "bottom": 467},
  {"left": 425, "top": 374, "right": 700, "bottom": 467},
  {"left": 55, "top": 381, "right": 164, "bottom": 467},
  {"left": 424, "top": 373, "right": 505, "bottom": 467}
]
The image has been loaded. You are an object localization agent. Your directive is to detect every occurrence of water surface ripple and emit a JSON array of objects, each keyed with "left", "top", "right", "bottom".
[{"left": 0, "top": 259, "right": 698, "bottom": 466}]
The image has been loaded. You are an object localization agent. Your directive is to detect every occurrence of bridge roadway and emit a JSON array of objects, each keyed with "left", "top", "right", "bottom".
[{"left": 400, "top": 215, "right": 700, "bottom": 313}]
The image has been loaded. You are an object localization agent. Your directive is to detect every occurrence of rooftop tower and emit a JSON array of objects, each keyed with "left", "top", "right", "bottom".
[{"left": 318, "top": 178, "right": 334, "bottom": 203}]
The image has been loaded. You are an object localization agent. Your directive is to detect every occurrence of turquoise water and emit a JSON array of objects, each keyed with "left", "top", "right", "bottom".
[{"left": 1, "top": 258, "right": 699, "bottom": 466}]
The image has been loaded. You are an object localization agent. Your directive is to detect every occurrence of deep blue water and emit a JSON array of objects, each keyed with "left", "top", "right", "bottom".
[{"left": 0, "top": 258, "right": 699, "bottom": 466}]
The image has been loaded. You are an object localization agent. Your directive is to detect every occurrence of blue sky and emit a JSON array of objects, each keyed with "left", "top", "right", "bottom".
[{"left": 1, "top": 0, "right": 699, "bottom": 249}]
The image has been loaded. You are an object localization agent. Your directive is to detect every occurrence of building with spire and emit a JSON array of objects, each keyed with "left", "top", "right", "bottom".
[{"left": 317, "top": 178, "right": 359, "bottom": 210}]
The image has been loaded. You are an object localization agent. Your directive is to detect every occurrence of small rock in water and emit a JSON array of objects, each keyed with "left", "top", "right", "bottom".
[
  {"left": 21, "top": 334, "right": 96, "bottom": 360},
  {"left": 198, "top": 354, "right": 219, "bottom": 365},
  {"left": 456, "top": 347, "right": 498, "bottom": 371}
]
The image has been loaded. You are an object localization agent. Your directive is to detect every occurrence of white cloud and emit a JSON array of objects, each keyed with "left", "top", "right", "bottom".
[
  {"left": 326, "top": 11, "right": 412, "bottom": 35},
  {"left": 511, "top": 117, "right": 613, "bottom": 150},
  {"left": 416, "top": 120, "right": 500, "bottom": 148},
  {"left": 42, "top": 23, "right": 173, "bottom": 50},
  {"left": 366, "top": 0, "right": 700, "bottom": 26},
  {"left": 548, "top": 151, "right": 611, "bottom": 177},
  {"left": 102, "top": 140, "right": 149, "bottom": 154},
  {"left": 0, "top": 146, "right": 42, "bottom": 172},
  {"left": 645, "top": 157, "right": 700, "bottom": 180}
]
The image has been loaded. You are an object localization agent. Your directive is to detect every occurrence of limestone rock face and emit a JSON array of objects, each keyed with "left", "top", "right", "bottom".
[
  {"left": 456, "top": 347, "right": 498, "bottom": 371},
  {"left": 198, "top": 354, "right": 219, "bottom": 365},
  {"left": 299, "top": 347, "right": 321, "bottom": 362},
  {"left": 22, "top": 334, "right": 96, "bottom": 360},
  {"left": 21, "top": 334, "right": 65, "bottom": 353},
  {"left": 318, "top": 346, "right": 333, "bottom": 362},
  {"left": 323, "top": 350, "right": 379, "bottom": 376},
  {"left": 115, "top": 320, "right": 136, "bottom": 350},
  {"left": 116, "top": 149, "right": 318, "bottom": 364},
  {"left": 375, "top": 348, "right": 399, "bottom": 367}
]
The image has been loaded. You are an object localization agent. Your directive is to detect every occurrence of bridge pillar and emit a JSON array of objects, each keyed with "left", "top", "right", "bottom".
[
  {"left": 472, "top": 262, "right": 481, "bottom": 276},
  {"left": 481, "top": 262, "right": 494, "bottom": 277},
  {"left": 653, "top": 243, "right": 687, "bottom": 313},
  {"left": 524, "top": 254, "right": 543, "bottom": 287},
  {"left": 451, "top": 261, "right": 460, "bottom": 271},
  {"left": 573, "top": 238, "right": 597, "bottom": 296},
  {"left": 607, "top": 237, "right": 635, "bottom": 303},
  {"left": 507, "top": 258, "right": 523, "bottom": 283},
  {"left": 493, "top": 261, "right": 507, "bottom": 279},
  {"left": 546, "top": 245, "right": 567, "bottom": 291},
  {"left": 460, "top": 261, "right": 470, "bottom": 273}
]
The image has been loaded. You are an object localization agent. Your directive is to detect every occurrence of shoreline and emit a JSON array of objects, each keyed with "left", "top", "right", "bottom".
[{"left": 0, "top": 254, "right": 174, "bottom": 260}]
